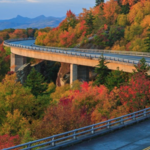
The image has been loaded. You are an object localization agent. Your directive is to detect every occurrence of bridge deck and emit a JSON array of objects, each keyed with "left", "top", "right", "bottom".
[
  {"left": 62, "top": 119, "right": 150, "bottom": 150},
  {"left": 9, "top": 40, "right": 150, "bottom": 64}
]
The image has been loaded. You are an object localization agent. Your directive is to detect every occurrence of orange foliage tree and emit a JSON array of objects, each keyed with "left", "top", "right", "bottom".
[
  {"left": 103, "top": 0, "right": 121, "bottom": 24},
  {"left": 128, "top": 1, "right": 150, "bottom": 24},
  {"left": 59, "top": 28, "right": 76, "bottom": 47},
  {"left": 121, "top": 0, "right": 140, "bottom": 6},
  {"left": 9, "top": 29, "right": 27, "bottom": 39}
]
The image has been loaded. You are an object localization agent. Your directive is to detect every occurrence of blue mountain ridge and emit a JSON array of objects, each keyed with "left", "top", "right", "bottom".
[{"left": 0, "top": 15, "right": 65, "bottom": 30}]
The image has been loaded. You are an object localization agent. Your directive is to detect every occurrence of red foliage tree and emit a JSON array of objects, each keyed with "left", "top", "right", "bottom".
[
  {"left": 0, "top": 134, "right": 20, "bottom": 149},
  {"left": 119, "top": 72, "right": 150, "bottom": 112},
  {"left": 34, "top": 96, "right": 90, "bottom": 138},
  {"left": 59, "top": 29, "right": 76, "bottom": 47}
]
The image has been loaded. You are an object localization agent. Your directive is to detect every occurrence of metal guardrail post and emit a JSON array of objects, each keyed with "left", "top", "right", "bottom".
[
  {"left": 91, "top": 126, "right": 94, "bottom": 134},
  {"left": 120, "top": 117, "right": 124, "bottom": 125},
  {"left": 133, "top": 113, "right": 136, "bottom": 120},
  {"left": 73, "top": 131, "right": 76, "bottom": 140},
  {"left": 52, "top": 137, "right": 55, "bottom": 146},
  {"left": 27, "top": 142, "right": 31, "bottom": 150},
  {"left": 107, "top": 121, "right": 110, "bottom": 129},
  {"left": 144, "top": 110, "right": 147, "bottom": 117}
]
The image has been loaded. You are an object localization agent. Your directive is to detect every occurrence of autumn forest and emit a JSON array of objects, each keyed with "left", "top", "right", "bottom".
[{"left": 1, "top": 0, "right": 150, "bottom": 148}]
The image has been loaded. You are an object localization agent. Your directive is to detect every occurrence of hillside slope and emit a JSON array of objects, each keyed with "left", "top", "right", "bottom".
[{"left": 35, "top": 0, "right": 150, "bottom": 52}]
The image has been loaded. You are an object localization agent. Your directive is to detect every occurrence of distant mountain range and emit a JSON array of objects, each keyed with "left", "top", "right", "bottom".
[{"left": 0, "top": 15, "right": 65, "bottom": 30}]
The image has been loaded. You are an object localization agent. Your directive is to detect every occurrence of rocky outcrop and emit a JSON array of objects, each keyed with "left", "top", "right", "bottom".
[
  {"left": 56, "top": 62, "right": 70, "bottom": 86},
  {"left": 17, "top": 63, "right": 31, "bottom": 84}
]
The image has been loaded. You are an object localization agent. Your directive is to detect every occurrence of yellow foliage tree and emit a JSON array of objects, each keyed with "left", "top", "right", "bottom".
[
  {"left": 128, "top": 1, "right": 150, "bottom": 24},
  {"left": 0, "top": 74, "right": 36, "bottom": 124},
  {"left": 141, "top": 15, "right": 150, "bottom": 28},
  {"left": 0, "top": 109, "right": 28, "bottom": 136},
  {"left": 117, "top": 14, "right": 128, "bottom": 26}
]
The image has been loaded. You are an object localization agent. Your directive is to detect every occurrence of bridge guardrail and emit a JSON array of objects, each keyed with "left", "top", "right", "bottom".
[
  {"left": 3, "top": 107, "right": 150, "bottom": 150},
  {"left": 4, "top": 38, "right": 150, "bottom": 57},
  {"left": 34, "top": 45, "right": 150, "bottom": 57},
  {"left": 4, "top": 39, "right": 150, "bottom": 66}
]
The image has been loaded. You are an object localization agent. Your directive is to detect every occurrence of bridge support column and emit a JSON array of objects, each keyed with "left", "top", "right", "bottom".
[
  {"left": 70, "top": 64, "right": 89, "bottom": 85},
  {"left": 78, "top": 65, "right": 89, "bottom": 82},
  {"left": 11, "top": 53, "right": 27, "bottom": 72},
  {"left": 70, "top": 64, "right": 78, "bottom": 85}
]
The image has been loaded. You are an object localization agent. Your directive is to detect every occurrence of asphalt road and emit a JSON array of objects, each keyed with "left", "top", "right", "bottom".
[
  {"left": 62, "top": 119, "right": 150, "bottom": 150},
  {"left": 10, "top": 40, "right": 150, "bottom": 64}
]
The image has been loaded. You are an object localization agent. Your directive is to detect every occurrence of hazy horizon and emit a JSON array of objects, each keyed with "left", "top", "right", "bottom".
[{"left": 0, "top": 0, "right": 95, "bottom": 20}]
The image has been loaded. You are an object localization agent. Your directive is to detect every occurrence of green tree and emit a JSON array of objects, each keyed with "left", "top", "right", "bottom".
[
  {"left": 94, "top": 54, "right": 109, "bottom": 86},
  {"left": 108, "top": 26, "right": 124, "bottom": 46},
  {"left": 144, "top": 28, "right": 150, "bottom": 52},
  {"left": 94, "top": 27, "right": 109, "bottom": 48},
  {"left": 85, "top": 12, "right": 95, "bottom": 35},
  {"left": 24, "top": 68, "right": 48, "bottom": 97},
  {"left": 133, "top": 57, "right": 150, "bottom": 76},
  {"left": 0, "top": 46, "right": 10, "bottom": 81},
  {"left": 120, "top": 4, "right": 130, "bottom": 14},
  {"left": 95, "top": 0, "right": 104, "bottom": 6},
  {"left": 105, "top": 68, "right": 129, "bottom": 91}
]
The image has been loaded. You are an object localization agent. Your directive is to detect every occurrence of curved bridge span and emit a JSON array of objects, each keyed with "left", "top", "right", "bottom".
[{"left": 4, "top": 38, "right": 150, "bottom": 84}]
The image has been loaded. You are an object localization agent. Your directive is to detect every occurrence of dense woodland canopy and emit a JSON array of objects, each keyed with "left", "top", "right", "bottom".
[
  {"left": 1, "top": 62, "right": 150, "bottom": 148},
  {"left": 1, "top": 0, "right": 150, "bottom": 148},
  {"left": 35, "top": 0, "right": 150, "bottom": 52}
]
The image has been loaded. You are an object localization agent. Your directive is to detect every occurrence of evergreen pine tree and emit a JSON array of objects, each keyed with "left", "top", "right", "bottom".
[
  {"left": 95, "top": 0, "right": 104, "bottom": 6},
  {"left": 133, "top": 57, "right": 150, "bottom": 76},
  {"left": 105, "top": 68, "right": 129, "bottom": 91},
  {"left": 85, "top": 12, "right": 94, "bottom": 35},
  {"left": 94, "top": 54, "right": 109, "bottom": 86},
  {"left": 24, "top": 68, "right": 48, "bottom": 97}
]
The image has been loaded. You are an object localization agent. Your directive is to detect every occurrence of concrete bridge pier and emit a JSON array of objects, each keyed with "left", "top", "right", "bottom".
[
  {"left": 70, "top": 64, "right": 89, "bottom": 85},
  {"left": 11, "top": 53, "right": 27, "bottom": 72},
  {"left": 70, "top": 64, "right": 78, "bottom": 85}
]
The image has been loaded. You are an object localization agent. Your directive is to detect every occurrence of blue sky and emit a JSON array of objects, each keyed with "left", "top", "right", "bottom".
[{"left": 0, "top": 0, "right": 95, "bottom": 20}]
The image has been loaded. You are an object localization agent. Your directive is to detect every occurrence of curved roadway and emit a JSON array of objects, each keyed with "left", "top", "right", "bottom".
[
  {"left": 62, "top": 119, "right": 150, "bottom": 150},
  {"left": 8, "top": 39, "right": 150, "bottom": 65}
]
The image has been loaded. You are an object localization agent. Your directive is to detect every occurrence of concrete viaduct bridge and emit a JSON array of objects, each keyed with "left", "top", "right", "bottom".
[{"left": 3, "top": 38, "right": 150, "bottom": 84}]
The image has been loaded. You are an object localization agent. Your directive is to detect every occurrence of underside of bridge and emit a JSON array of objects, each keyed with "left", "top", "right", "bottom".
[
  {"left": 11, "top": 53, "right": 93, "bottom": 84},
  {"left": 10, "top": 47, "right": 137, "bottom": 85}
]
